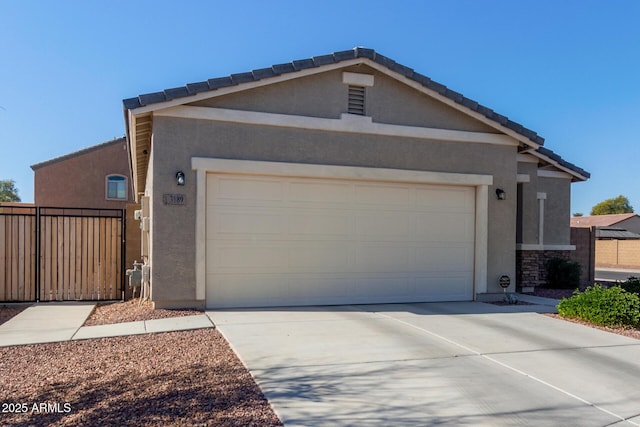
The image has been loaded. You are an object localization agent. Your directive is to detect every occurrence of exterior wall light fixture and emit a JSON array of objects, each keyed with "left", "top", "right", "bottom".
[
  {"left": 176, "top": 171, "right": 185, "bottom": 186},
  {"left": 495, "top": 188, "right": 506, "bottom": 200}
]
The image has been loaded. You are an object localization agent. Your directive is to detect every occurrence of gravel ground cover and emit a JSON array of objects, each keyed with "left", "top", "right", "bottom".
[
  {"left": 84, "top": 299, "right": 203, "bottom": 326},
  {"left": 0, "top": 301, "right": 282, "bottom": 426}
]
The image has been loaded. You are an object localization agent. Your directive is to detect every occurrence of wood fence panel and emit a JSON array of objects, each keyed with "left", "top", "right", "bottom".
[
  {"left": 98, "top": 221, "right": 108, "bottom": 299},
  {"left": 26, "top": 216, "right": 36, "bottom": 301},
  {"left": 0, "top": 216, "right": 6, "bottom": 301},
  {"left": 17, "top": 216, "right": 25, "bottom": 299},
  {"left": 56, "top": 217, "right": 64, "bottom": 300},
  {"left": 11, "top": 217, "right": 19, "bottom": 300},
  {"left": 0, "top": 213, "right": 36, "bottom": 301},
  {"left": 81, "top": 218, "right": 88, "bottom": 299},
  {"left": 1, "top": 208, "right": 123, "bottom": 302}
]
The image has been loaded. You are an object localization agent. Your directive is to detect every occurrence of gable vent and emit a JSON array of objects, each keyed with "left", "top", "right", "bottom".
[{"left": 348, "top": 85, "right": 366, "bottom": 115}]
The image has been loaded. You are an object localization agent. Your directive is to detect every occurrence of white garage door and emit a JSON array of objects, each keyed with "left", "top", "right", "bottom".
[{"left": 205, "top": 173, "right": 475, "bottom": 308}]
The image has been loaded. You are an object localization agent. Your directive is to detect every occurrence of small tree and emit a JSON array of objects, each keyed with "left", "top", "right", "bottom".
[
  {"left": 590, "top": 195, "right": 633, "bottom": 215},
  {"left": 0, "top": 179, "right": 21, "bottom": 202}
]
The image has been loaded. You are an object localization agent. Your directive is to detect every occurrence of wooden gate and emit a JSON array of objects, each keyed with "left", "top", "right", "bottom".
[{"left": 0, "top": 206, "right": 124, "bottom": 302}]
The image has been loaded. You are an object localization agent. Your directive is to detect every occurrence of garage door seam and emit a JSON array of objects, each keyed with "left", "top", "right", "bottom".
[{"left": 374, "top": 311, "right": 639, "bottom": 426}]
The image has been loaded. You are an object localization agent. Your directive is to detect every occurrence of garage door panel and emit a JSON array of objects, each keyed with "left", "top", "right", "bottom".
[
  {"left": 287, "top": 246, "right": 350, "bottom": 271},
  {"left": 415, "top": 245, "right": 474, "bottom": 270},
  {"left": 355, "top": 184, "right": 412, "bottom": 206},
  {"left": 415, "top": 213, "right": 474, "bottom": 241},
  {"left": 354, "top": 246, "right": 414, "bottom": 272},
  {"left": 413, "top": 274, "right": 473, "bottom": 300},
  {"left": 355, "top": 213, "right": 413, "bottom": 239},
  {"left": 207, "top": 274, "right": 289, "bottom": 307},
  {"left": 211, "top": 245, "right": 289, "bottom": 271},
  {"left": 415, "top": 186, "right": 474, "bottom": 211},
  {"left": 289, "top": 181, "right": 352, "bottom": 204},
  {"left": 209, "top": 210, "right": 284, "bottom": 237},
  {"left": 206, "top": 173, "right": 476, "bottom": 308},
  {"left": 353, "top": 276, "right": 414, "bottom": 298},
  {"left": 212, "top": 176, "right": 284, "bottom": 203},
  {"left": 287, "top": 213, "right": 350, "bottom": 236}
]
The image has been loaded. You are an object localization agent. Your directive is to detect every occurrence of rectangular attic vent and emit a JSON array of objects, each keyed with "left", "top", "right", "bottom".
[{"left": 348, "top": 85, "right": 366, "bottom": 115}]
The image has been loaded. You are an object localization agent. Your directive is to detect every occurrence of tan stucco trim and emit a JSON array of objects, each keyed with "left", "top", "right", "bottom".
[
  {"left": 342, "top": 71, "right": 375, "bottom": 86},
  {"left": 517, "top": 174, "right": 531, "bottom": 183},
  {"left": 522, "top": 149, "right": 589, "bottom": 182},
  {"left": 538, "top": 192, "right": 547, "bottom": 245},
  {"left": 538, "top": 169, "right": 573, "bottom": 179},
  {"left": 194, "top": 168, "right": 206, "bottom": 301},
  {"left": 192, "top": 157, "right": 493, "bottom": 301},
  {"left": 517, "top": 153, "right": 539, "bottom": 163},
  {"left": 474, "top": 184, "right": 489, "bottom": 295},
  {"left": 158, "top": 105, "right": 518, "bottom": 146}
]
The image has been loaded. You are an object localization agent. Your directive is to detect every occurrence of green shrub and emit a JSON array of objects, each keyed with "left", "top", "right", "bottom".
[
  {"left": 545, "top": 257, "right": 581, "bottom": 289},
  {"left": 620, "top": 276, "right": 640, "bottom": 295},
  {"left": 557, "top": 284, "right": 640, "bottom": 328}
]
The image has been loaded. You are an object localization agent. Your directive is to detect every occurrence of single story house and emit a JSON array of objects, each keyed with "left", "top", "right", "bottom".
[
  {"left": 571, "top": 213, "right": 640, "bottom": 235},
  {"left": 572, "top": 214, "right": 640, "bottom": 269},
  {"left": 123, "top": 48, "right": 589, "bottom": 309}
]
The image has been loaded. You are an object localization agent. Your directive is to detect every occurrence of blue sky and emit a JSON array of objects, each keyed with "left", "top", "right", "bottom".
[{"left": 1, "top": 1, "right": 638, "bottom": 215}]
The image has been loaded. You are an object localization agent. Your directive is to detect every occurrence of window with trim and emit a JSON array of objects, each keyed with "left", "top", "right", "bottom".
[{"left": 106, "top": 175, "right": 127, "bottom": 200}]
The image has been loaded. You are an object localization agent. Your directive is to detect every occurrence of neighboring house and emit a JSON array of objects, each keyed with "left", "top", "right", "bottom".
[
  {"left": 31, "top": 137, "right": 142, "bottom": 296},
  {"left": 31, "top": 137, "right": 134, "bottom": 208},
  {"left": 572, "top": 214, "right": 640, "bottom": 269},
  {"left": 571, "top": 213, "right": 640, "bottom": 235},
  {"left": 123, "top": 48, "right": 589, "bottom": 309}
]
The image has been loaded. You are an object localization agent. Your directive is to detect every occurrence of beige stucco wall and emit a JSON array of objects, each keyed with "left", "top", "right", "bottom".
[
  {"left": 139, "top": 66, "right": 550, "bottom": 307},
  {"left": 33, "top": 139, "right": 134, "bottom": 209},
  {"left": 538, "top": 176, "right": 572, "bottom": 245},
  {"left": 148, "top": 115, "right": 518, "bottom": 307},
  {"left": 192, "top": 66, "right": 497, "bottom": 134}
]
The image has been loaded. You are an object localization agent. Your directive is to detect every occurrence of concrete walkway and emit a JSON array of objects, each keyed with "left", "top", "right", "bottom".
[
  {"left": 0, "top": 295, "right": 556, "bottom": 348},
  {"left": 0, "top": 302, "right": 214, "bottom": 347}
]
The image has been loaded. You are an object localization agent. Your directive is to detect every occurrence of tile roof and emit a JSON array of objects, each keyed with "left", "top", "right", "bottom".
[
  {"left": 536, "top": 147, "right": 590, "bottom": 179},
  {"left": 123, "top": 47, "right": 590, "bottom": 179},
  {"left": 571, "top": 213, "right": 639, "bottom": 228},
  {"left": 123, "top": 47, "right": 545, "bottom": 144}
]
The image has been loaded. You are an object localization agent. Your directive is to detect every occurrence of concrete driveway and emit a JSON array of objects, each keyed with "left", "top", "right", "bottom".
[{"left": 207, "top": 302, "right": 640, "bottom": 426}]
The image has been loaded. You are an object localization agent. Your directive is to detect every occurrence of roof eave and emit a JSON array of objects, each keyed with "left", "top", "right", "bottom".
[{"left": 523, "top": 148, "right": 590, "bottom": 182}]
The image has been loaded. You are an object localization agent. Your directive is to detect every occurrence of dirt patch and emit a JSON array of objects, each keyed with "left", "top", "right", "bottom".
[
  {"left": 528, "top": 287, "right": 581, "bottom": 300},
  {"left": 0, "top": 329, "right": 282, "bottom": 426},
  {"left": 84, "top": 299, "right": 203, "bottom": 326}
]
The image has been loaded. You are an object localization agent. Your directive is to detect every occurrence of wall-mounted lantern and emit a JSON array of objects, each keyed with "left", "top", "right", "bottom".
[
  {"left": 495, "top": 188, "right": 506, "bottom": 200},
  {"left": 176, "top": 171, "right": 185, "bottom": 186}
]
